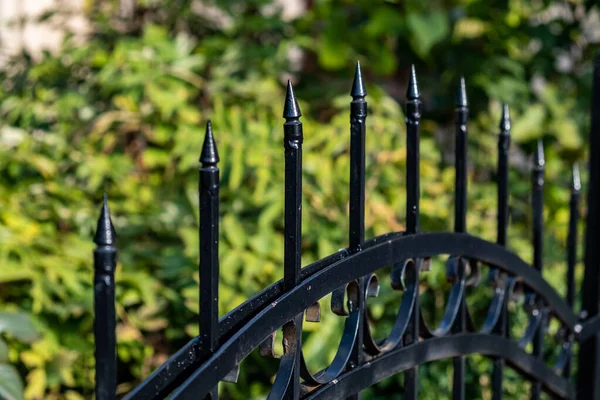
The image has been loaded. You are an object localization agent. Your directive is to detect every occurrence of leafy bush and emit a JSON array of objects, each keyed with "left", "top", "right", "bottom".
[{"left": 0, "top": 0, "right": 598, "bottom": 398}]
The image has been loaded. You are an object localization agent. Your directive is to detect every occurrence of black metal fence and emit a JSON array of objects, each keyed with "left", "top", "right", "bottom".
[{"left": 92, "top": 54, "right": 600, "bottom": 399}]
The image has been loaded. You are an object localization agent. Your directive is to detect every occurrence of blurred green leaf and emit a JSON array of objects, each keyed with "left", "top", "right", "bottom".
[
  {"left": 406, "top": 11, "right": 449, "bottom": 57},
  {"left": 0, "top": 364, "right": 24, "bottom": 400}
]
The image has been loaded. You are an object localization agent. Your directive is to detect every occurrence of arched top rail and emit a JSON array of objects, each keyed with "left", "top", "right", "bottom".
[{"left": 166, "top": 231, "right": 580, "bottom": 400}]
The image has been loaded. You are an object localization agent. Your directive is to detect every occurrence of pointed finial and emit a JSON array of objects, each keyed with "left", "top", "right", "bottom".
[
  {"left": 572, "top": 163, "right": 581, "bottom": 191},
  {"left": 534, "top": 139, "right": 545, "bottom": 167},
  {"left": 499, "top": 103, "right": 511, "bottom": 132},
  {"left": 456, "top": 76, "right": 468, "bottom": 107},
  {"left": 351, "top": 61, "right": 367, "bottom": 98},
  {"left": 406, "top": 64, "right": 420, "bottom": 100},
  {"left": 94, "top": 193, "right": 116, "bottom": 246},
  {"left": 199, "top": 120, "right": 220, "bottom": 165},
  {"left": 283, "top": 80, "right": 302, "bottom": 119}
]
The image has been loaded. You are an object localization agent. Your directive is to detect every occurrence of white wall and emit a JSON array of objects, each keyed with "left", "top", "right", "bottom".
[
  {"left": 0, "top": 0, "right": 305, "bottom": 64},
  {"left": 0, "top": 0, "right": 86, "bottom": 63}
]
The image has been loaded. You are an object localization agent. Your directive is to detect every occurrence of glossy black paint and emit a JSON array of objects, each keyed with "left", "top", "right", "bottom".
[
  {"left": 282, "top": 80, "right": 303, "bottom": 400},
  {"left": 492, "top": 103, "right": 511, "bottom": 400},
  {"left": 578, "top": 52, "right": 600, "bottom": 399},
  {"left": 563, "top": 164, "right": 581, "bottom": 380},
  {"left": 531, "top": 139, "right": 545, "bottom": 400},
  {"left": 92, "top": 57, "right": 600, "bottom": 400},
  {"left": 348, "top": 61, "right": 367, "bottom": 400},
  {"left": 452, "top": 77, "right": 468, "bottom": 400},
  {"left": 199, "top": 121, "right": 221, "bottom": 399},
  {"left": 404, "top": 64, "right": 421, "bottom": 400},
  {"left": 94, "top": 194, "right": 117, "bottom": 400}
]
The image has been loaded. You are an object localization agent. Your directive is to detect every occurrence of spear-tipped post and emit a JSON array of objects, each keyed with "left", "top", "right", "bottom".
[
  {"left": 578, "top": 51, "right": 600, "bottom": 398},
  {"left": 347, "top": 61, "right": 369, "bottom": 400},
  {"left": 283, "top": 80, "right": 303, "bottom": 291},
  {"left": 406, "top": 64, "right": 422, "bottom": 235},
  {"left": 532, "top": 141, "right": 545, "bottom": 273},
  {"left": 404, "top": 64, "right": 422, "bottom": 400},
  {"left": 497, "top": 104, "right": 511, "bottom": 246},
  {"left": 454, "top": 77, "right": 469, "bottom": 234},
  {"left": 282, "top": 80, "right": 303, "bottom": 399},
  {"left": 94, "top": 194, "right": 118, "bottom": 400},
  {"left": 530, "top": 139, "right": 545, "bottom": 400},
  {"left": 490, "top": 104, "right": 512, "bottom": 400},
  {"left": 451, "top": 77, "right": 469, "bottom": 400},
  {"left": 199, "top": 121, "right": 220, "bottom": 357},
  {"left": 567, "top": 163, "right": 581, "bottom": 310},
  {"left": 349, "top": 61, "right": 367, "bottom": 251},
  {"left": 563, "top": 164, "right": 582, "bottom": 380}
]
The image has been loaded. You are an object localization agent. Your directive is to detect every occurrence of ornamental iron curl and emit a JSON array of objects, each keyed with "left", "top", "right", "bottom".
[{"left": 92, "top": 55, "right": 600, "bottom": 400}]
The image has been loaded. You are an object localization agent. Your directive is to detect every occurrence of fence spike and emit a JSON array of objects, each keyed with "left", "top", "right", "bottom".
[
  {"left": 199, "top": 120, "right": 221, "bottom": 366},
  {"left": 407, "top": 64, "right": 420, "bottom": 100},
  {"left": 456, "top": 76, "right": 468, "bottom": 107},
  {"left": 531, "top": 139, "right": 545, "bottom": 400},
  {"left": 404, "top": 64, "right": 422, "bottom": 400},
  {"left": 534, "top": 139, "right": 545, "bottom": 168},
  {"left": 578, "top": 52, "right": 600, "bottom": 398},
  {"left": 200, "top": 120, "right": 220, "bottom": 165},
  {"left": 496, "top": 103, "right": 511, "bottom": 248},
  {"left": 94, "top": 194, "right": 116, "bottom": 246},
  {"left": 351, "top": 61, "right": 367, "bottom": 98},
  {"left": 572, "top": 163, "right": 581, "bottom": 192},
  {"left": 282, "top": 80, "right": 304, "bottom": 399},
  {"left": 349, "top": 61, "right": 367, "bottom": 251},
  {"left": 283, "top": 80, "right": 302, "bottom": 119},
  {"left": 499, "top": 103, "right": 511, "bottom": 132},
  {"left": 452, "top": 76, "right": 469, "bottom": 400},
  {"left": 454, "top": 77, "right": 469, "bottom": 234},
  {"left": 93, "top": 195, "right": 118, "bottom": 400},
  {"left": 564, "top": 163, "right": 582, "bottom": 379},
  {"left": 405, "top": 64, "right": 421, "bottom": 235},
  {"left": 348, "top": 60, "right": 368, "bottom": 400},
  {"left": 490, "top": 104, "right": 512, "bottom": 399}
]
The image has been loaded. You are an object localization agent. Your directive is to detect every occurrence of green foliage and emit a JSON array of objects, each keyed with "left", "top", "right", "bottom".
[
  {"left": 0, "top": 0, "right": 597, "bottom": 398},
  {"left": 0, "top": 313, "right": 39, "bottom": 400}
]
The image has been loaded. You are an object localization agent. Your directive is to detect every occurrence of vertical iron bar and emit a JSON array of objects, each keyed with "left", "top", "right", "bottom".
[
  {"left": 491, "top": 104, "right": 511, "bottom": 400},
  {"left": 454, "top": 77, "right": 468, "bottom": 235},
  {"left": 567, "top": 164, "right": 581, "bottom": 310},
  {"left": 578, "top": 51, "right": 600, "bottom": 399},
  {"left": 405, "top": 65, "right": 421, "bottom": 235},
  {"left": 283, "top": 81, "right": 303, "bottom": 400},
  {"left": 349, "top": 60, "right": 367, "bottom": 251},
  {"left": 496, "top": 105, "right": 511, "bottom": 248},
  {"left": 94, "top": 194, "right": 118, "bottom": 400},
  {"left": 564, "top": 164, "right": 581, "bottom": 379},
  {"left": 531, "top": 140, "right": 545, "bottom": 400},
  {"left": 452, "top": 77, "right": 468, "bottom": 400},
  {"left": 199, "top": 121, "right": 220, "bottom": 398},
  {"left": 348, "top": 61, "right": 367, "bottom": 400},
  {"left": 404, "top": 64, "right": 421, "bottom": 400}
]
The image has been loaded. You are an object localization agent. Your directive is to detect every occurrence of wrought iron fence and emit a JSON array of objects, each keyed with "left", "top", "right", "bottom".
[{"left": 92, "top": 54, "right": 600, "bottom": 399}]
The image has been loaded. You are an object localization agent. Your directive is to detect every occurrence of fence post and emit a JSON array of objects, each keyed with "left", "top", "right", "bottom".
[
  {"left": 199, "top": 121, "right": 221, "bottom": 398},
  {"left": 577, "top": 52, "right": 600, "bottom": 399},
  {"left": 531, "top": 140, "right": 545, "bottom": 400},
  {"left": 491, "top": 104, "right": 511, "bottom": 400},
  {"left": 564, "top": 164, "right": 581, "bottom": 379},
  {"left": 452, "top": 77, "right": 468, "bottom": 400},
  {"left": 347, "top": 61, "right": 367, "bottom": 400},
  {"left": 283, "top": 80, "right": 303, "bottom": 400},
  {"left": 94, "top": 194, "right": 118, "bottom": 400},
  {"left": 404, "top": 64, "right": 421, "bottom": 400}
]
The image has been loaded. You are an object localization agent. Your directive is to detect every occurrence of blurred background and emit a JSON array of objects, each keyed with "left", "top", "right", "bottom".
[{"left": 0, "top": 0, "right": 599, "bottom": 399}]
